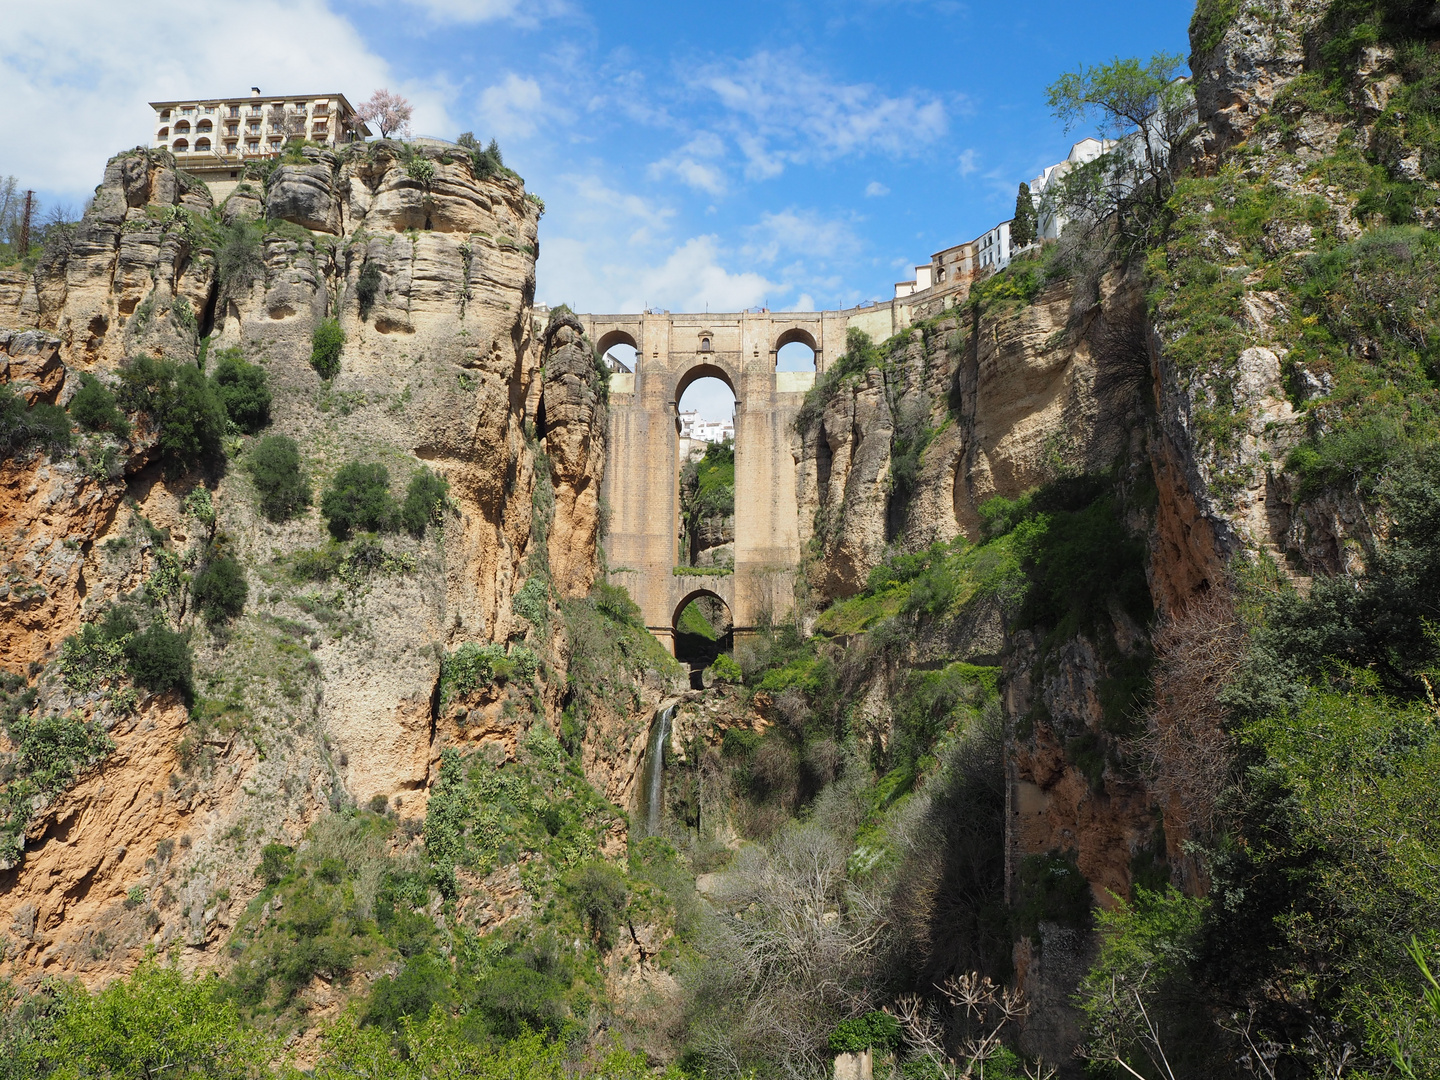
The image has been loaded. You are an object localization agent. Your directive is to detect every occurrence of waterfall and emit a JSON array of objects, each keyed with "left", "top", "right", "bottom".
[{"left": 638, "top": 702, "right": 676, "bottom": 837}]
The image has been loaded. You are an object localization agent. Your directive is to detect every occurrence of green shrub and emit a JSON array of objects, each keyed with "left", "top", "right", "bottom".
[
  {"left": 321, "top": 461, "right": 395, "bottom": 539},
  {"left": 566, "top": 861, "right": 628, "bottom": 950},
  {"left": 356, "top": 262, "right": 382, "bottom": 318},
  {"left": 216, "top": 219, "right": 264, "bottom": 302},
  {"left": 0, "top": 385, "right": 71, "bottom": 457},
  {"left": 310, "top": 318, "right": 345, "bottom": 379},
  {"left": 117, "top": 355, "right": 226, "bottom": 477},
  {"left": 245, "top": 434, "right": 311, "bottom": 522},
  {"left": 399, "top": 466, "right": 449, "bottom": 535},
  {"left": 59, "top": 607, "right": 137, "bottom": 695},
  {"left": 364, "top": 953, "right": 454, "bottom": 1031},
  {"left": 257, "top": 843, "right": 293, "bottom": 885},
  {"left": 209, "top": 349, "right": 271, "bottom": 433},
  {"left": 708, "top": 654, "right": 743, "bottom": 683},
  {"left": 192, "top": 554, "right": 248, "bottom": 625},
  {"left": 68, "top": 374, "right": 130, "bottom": 437},
  {"left": 829, "top": 1011, "right": 902, "bottom": 1054},
  {"left": 124, "top": 623, "right": 194, "bottom": 703},
  {"left": 512, "top": 577, "right": 548, "bottom": 625}
]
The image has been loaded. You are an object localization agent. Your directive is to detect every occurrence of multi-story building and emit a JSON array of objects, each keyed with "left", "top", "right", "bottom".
[{"left": 148, "top": 88, "right": 370, "bottom": 201}]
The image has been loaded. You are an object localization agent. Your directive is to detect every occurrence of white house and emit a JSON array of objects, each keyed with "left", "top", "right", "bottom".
[{"left": 1029, "top": 136, "right": 1115, "bottom": 242}]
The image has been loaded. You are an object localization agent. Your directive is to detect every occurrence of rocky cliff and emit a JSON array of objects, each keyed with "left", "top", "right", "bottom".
[{"left": 0, "top": 142, "right": 661, "bottom": 989}]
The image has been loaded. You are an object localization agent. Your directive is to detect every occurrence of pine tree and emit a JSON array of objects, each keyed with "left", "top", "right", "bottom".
[{"left": 1012, "top": 181, "right": 1037, "bottom": 247}]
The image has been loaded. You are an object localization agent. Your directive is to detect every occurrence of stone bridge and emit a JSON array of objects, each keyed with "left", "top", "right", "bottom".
[{"left": 580, "top": 304, "right": 901, "bottom": 653}]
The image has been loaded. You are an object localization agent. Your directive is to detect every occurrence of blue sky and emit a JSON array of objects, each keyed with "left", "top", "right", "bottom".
[{"left": 6, "top": 0, "right": 1192, "bottom": 316}]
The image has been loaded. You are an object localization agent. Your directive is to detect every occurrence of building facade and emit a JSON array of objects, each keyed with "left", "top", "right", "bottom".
[{"left": 148, "top": 89, "right": 370, "bottom": 201}]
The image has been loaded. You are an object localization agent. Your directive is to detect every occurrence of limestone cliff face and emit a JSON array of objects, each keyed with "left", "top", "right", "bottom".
[
  {"left": 0, "top": 142, "right": 616, "bottom": 986},
  {"left": 539, "top": 311, "right": 608, "bottom": 599}
]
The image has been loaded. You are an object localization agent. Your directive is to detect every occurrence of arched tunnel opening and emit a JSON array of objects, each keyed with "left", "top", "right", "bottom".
[{"left": 674, "top": 593, "right": 734, "bottom": 688}]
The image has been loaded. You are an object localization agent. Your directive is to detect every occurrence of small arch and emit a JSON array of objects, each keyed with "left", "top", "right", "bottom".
[
  {"left": 700, "top": 336, "right": 711, "bottom": 352},
  {"left": 595, "top": 328, "right": 638, "bottom": 357},
  {"left": 174, "top": 119, "right": 191, "bottom": 134},
  {"left": 157, "top": 126, "right": 169, "bottom": 138},
  {"left": 172, "top": 139, "right": 189, "bottom": 152},
  {"left": 776, "top": 327, "right": 817, "bottom": 373},
  {"left": 672, "top": 589, "right": 734, "bottom": 684},
  {"left": 197, "top": 119, "right": 213, "bottom": 133},
  {"left": 675, "top": 361, "right": 736, "bottom": 405},
  {"left": 195, "top": 138, "right": 211, "bottom": 152}
]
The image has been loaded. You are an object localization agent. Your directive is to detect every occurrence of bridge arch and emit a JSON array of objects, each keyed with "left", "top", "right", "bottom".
[
  {"left": 674, "top": 360, "right": 739, "bottom": 406},
  {"left": 775, "top": 326, "right": 818, "bottom": 352}
]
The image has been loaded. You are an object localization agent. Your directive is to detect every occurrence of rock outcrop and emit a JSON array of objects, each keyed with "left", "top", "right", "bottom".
[{"left": 0, "top": 141, "right": 610, "bottom": 987}]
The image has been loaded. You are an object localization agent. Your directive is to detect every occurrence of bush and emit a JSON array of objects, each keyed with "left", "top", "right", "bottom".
[
  {"left": 709, "top": 654, "right": 743, "bottom": 684},
  {"left": 356, "top": 262, "right": 382, "bottom": 318},
  {"left": 321, "top": 461, "right": 396, "bottom": 539},
  {"left": 216, "top": 219, "right": 264, "bottom": 302},
  {"left": 0, "top": 384, "right": 71, "bottom": 457},
  {"left": 245, "top": 434, "right": 311, "bottom": 522},
  {"left": 365, "top": 953, "right": 454, "bottom": 1031},
  {"left": 68, "top": 374, "right": 130, "bottom": 436},
  {"left": 124, "top": 623, "right": 194, "bottom": 703},
  {"left": 257, "top": 843, "right": 293, "bottom": 885},
  {"left": 829, "top": 1011, "right": 902, "bottom": 1054},
  {"left": 192, "top": 554, "right": 247, "bottom": 625},
  {"left": 209, "top": 349, "right": 270, "bottom": 433},
  {"left": 310, "top": 318, "right": 345, "bottom": 379},
  {"left": 117, "top": 356, "right": 226, "bottom": 477},
  {"left": 566, "top": 861, "right": 628, "bottom": 950},
  {"left": 399, "top": 466, "right": 448, "bottom": 535}
]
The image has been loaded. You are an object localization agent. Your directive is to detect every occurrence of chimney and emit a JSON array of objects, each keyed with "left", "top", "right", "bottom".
[{"left": 251, "top": 87, "right": 261, "bottom": 96}]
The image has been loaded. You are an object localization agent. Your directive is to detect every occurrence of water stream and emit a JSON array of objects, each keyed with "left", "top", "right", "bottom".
[{"left": 637, "top": 701, "right": 677, "bottom": 837}]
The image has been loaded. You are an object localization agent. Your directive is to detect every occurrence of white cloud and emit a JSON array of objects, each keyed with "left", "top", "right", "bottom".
[
  {"left": 865, "top": 181, "right": 890, "bottom": 197},
  {"left": 688, "top": 50, "right": 948, "bottom": 176},
  {"left": 539, "top": 233, "right": 776, "bottom": 314},
  {"left": 648, "top": 133, "right": 728, "bottom": 196},
  {"left": 742, "top": 209, "right": 860, "bottom": 266},
  {"left": 957, "top": 148, "right": 979, "bottom": 177},
  {"left": 0, "top": 0, "right": 407, "bottom": 200},
  {"left": 478, "top": 74, "right": 548, "bottom": 139},
  {"left": 383, "top": 0, "right": 563, "bottom": 23}
]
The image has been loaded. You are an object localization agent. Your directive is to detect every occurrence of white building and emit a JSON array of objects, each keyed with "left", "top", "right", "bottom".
[
  {"left": 678, "top": 411, "right": 734, "bottom": 445},
  {"left": 1029, "top": 136, "right": 1116, "bottom": 242},
  {"left": 150, "top": 89, "right": 367, "bottom": 160}
]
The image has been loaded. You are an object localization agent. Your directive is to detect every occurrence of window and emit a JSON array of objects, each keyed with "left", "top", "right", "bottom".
[
  {"left": 247, "top": 139, "right": 260, "bottom": 151},
  {"left": 158, "top": 127, "right": 169, "bottom": 138},
  {"left": 197, "top": 119, "right": 212, "bottom": 132},
  {"left": 314, "top": 103, "right": 329, "bottom": 115},
  {"left": 227, "top": 124, "right": 238, "bottom": 136},
  {"left": 227, "top": 106, "right": 239, "bottom": 118},
  {"left": 700, "top": 337, "right": 711, "bottom": 352},
  {"left": 159, "top": 109, "right": 171, "bottom": 119},
  {"left": 225, "top": 142, "right": 238, "bottom": 154},
  {"left": 173, "top": 139, "right": 189, "bottom": 151},
  {"left": 196, "top": 138, "right": 211, "bottom": 152}
]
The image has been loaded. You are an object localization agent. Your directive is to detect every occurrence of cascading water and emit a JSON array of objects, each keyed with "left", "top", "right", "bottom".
[{"left": 637, "top": 702, "right": 677, "bottom": 837}]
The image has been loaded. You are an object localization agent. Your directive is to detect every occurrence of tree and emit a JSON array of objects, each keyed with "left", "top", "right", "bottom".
[
  {"left": 1044, "top": 53, "right": 1195, "bottom": 251},
  {"left": 68, "top": 373, "right": 130, "bottom": 437},
  {"left": 357, "top": 89, "right": 413, "bottom": 140},
  {"left": 53, "top": 956, "right": 274, "bottom": 1080},
  {"left": 399, "top": 467, "right": 449, "bottom": 535},
  {"left": 192, "top": 554, "right": 248, "bottom": 626},
  {"left": 311, "top": 318, "right": 345, "bottom": 379},
  {"left": 246, "top": 434, "right": 311, "bottom": 522},
  {"left": 321, "top": 461, "right": 396, "bottom": 539},
  {"left": 210, "top": 349, "right": 271, "bottom": 433},
  {"left": 1012, "top": 181, "right": 1037, "bottom": 247}
]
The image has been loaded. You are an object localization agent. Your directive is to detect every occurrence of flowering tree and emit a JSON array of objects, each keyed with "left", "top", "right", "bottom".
[{"left": 356, "top": 89, "right": 413, "bottom": 139}]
